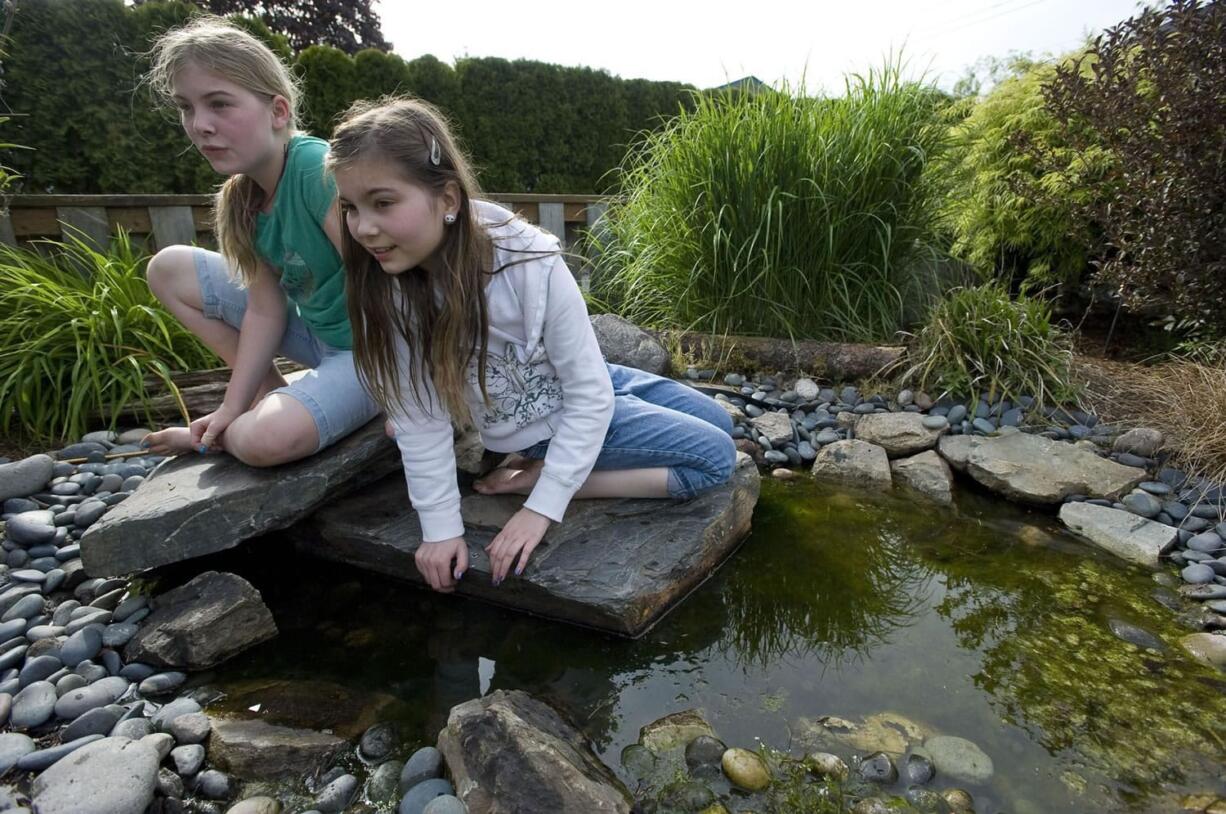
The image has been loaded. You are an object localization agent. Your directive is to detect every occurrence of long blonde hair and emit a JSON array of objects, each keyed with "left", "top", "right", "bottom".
[
  {"left": 326, "top": 97, "right": 498, "bottom": 424},
  {"left": 148, "top": 16, "right": 301, "bottom": 285}
]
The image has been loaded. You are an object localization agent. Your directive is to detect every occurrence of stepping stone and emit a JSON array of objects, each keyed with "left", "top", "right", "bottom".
[
  {"left": 1058, "top": 503, "right": 1179, "bottom": 566},
  {"left": 288, "top": 454, "right": 760, "bottom": 637},
  {"left": 80, "top": 419, "right": 400, "bottom": 576},
  {"left": 967, "top": 433, "right": 1145, "bottom": 506}
]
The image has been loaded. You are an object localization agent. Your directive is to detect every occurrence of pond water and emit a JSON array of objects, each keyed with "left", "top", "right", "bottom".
[{"left": 183, "top": 479, "right": 1226, "bottom": 813}]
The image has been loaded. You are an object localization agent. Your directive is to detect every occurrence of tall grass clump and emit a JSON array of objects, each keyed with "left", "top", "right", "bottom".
[
  {"left": 592, "top": 63, "right": 948, "bottom": 341},
  {"left": 899, "top": 283, "right": 1080, "bottom": 408},
  {"left": 0, "top": 233, "right": 219, "bottom": 443}
]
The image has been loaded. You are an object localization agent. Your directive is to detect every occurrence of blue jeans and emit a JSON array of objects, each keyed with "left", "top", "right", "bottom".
[{"left": 520, "top": 363, "right": 737, "bottom": 499}]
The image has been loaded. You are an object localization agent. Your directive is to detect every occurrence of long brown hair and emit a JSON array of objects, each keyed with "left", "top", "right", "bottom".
[
  {"left": 148, "top": 16, "right": 300, "bottom": 286},
  {"left": 326, "top": 97, "right": 495, "bottom": 423}
]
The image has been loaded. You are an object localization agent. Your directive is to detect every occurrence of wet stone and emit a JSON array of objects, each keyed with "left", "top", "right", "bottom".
[
  {"left": 684, "top": 735, "right": 726, "bottom": 770},
  {"left": 314, "top": 773, "right": 358, "bottom": 813},
  {"left": 1188, "top": 532, "right": 1226, "bottom": 554},
  {"left": 168, "top": 711, "right": 210, "bottom": 744},
  {"left": 400, "top": 746, "right": 444, "bottom": 792},
  {"left": 171, "top": 744, "right": 205, "bottom": 775},
  {"left": 10, "top": 681, "right": 56, "bottom": 728},
  {"left": 399, "top": 778, "right": 455, "bottom": 814},
  {"left": 195, "top": 770, "right": 233, "bottom": 801},
  {"left": 421, "top": 797, "right": 466, "bottom": 814},
  {"left": 904, "top": 752, "right": 935, "bottom": 785},
  {"left": 139, "top": 671, "right": 186, "bottom": 695},
  {"left": 1123, "top": 491, "right": 1162, "bottom": 518},
  {"left": 857, "top": 752, "right": 898, "bottom": 784},
  {"left": 1183, "top": 564, "right": 1217, "bottom": 584},
  {"left": 1108, "top": 618, "right": 1166, "bottom": 651}
]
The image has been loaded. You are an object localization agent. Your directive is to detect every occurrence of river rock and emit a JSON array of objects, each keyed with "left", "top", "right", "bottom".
[
  {"left": 31, "top": 736, "right": 159, "bottom": 814},
  {"left": 313, "top": 773, "right": 357, "bottom": 813},
  {"left": 811, "top": 439, "right": 892, "bottom": 489},
  {"left": 1181, "top": 633, "right": 1226, "bottom": 669},
  {"left": 437, "top": 689, "right": 632, "bottom": 813},
  {"left": 967, "top": 433, "right": 1145, "bottom": 505},
  {"left": 11, "top": 681, "right": 57, "bottom": 728},
  {"left": 400, "top": 747, "right": 444, "bottom": 792},
  {"left": 171, "top": 744, "right": 205, "bottom": 775},
  {"left": 168, "top": 711, "right": 211, "bottom": 744},
  {"left": 208, "top": 717, "right": 344, "bottom": 780},
  {"left": 368, "top": 760, "right": 404, "bottom": 804},
  {"left": 639, "top": 709, "right": 716, "bottom": 752},
  {"left": 890, "top": 451, "right": 954, "bottom": 505},
  {"left": 124, "top": 572, "right": 276, "bottom": 669},
  {"left": 225, "top": 798, "right": 281, "bottom": 814},
  {"left": 0, "top": 455, "right": 54, "bottom": 502},
  {"left": 589, "top": 314, "right": 669, "bottom": 376},
  {"left": 0, "top": 733, "right": 35, "bottom": 772},
  {"left": 287, "top": 454, "right": 759, "bottom": 637},
  {"left": 923, "top": 735, "right": 994, "bottom": 784},
  {"left": 854, "top": 413, "right": 945, "bottom": 457},
  {"left": 721, "top": 747, "right": 771, "bottom": 790},
  {"left": 5, "top": 512, "right": 57, "bottom": 547},
  {"left": 80, "top": 418, "right": 399, "bottom": 576},
  {"left": 1058, "top": 503, "right": 1178, "bottom": 566},
  {"left": 421, "top": 797, "right": 466, "bottom": 814},
  {"left": 359, "top": 722, "right": 396, "bottom": 762},
  {"left": 1113, "top": 428, "right": 1164, "bottom": 458},
  {"left": 750, "top": 412, "right": 793, "bottom": 448},
  {"left": 400, "top": 778, "right": 455, "bottom": 814}
]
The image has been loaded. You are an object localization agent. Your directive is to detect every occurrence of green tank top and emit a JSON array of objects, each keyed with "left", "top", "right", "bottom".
[{"left": 254, "top": 134, "right": 352, "bottom": 349}]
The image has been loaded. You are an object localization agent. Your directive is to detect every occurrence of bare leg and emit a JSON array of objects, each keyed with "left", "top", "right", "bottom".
[
  {"left": 222, "top": 393, "right": 320, "bottom": 467},
  {"left": 474, "top": 457, "right": 671, "bottom": 500}
]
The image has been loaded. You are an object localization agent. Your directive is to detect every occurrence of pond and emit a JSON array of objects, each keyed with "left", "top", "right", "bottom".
[{"left": 184, "top": 479, "right": 1226, "bottom": 813}]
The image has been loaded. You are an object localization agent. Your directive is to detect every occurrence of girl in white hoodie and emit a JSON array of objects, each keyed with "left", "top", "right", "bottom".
[{"left": 327, "top": 98, "right": 736, "bottom": 593}]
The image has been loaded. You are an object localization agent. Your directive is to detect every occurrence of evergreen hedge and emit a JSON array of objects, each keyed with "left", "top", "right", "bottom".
[{"left": 3, "top": 0, "right": 693, "bottom": 194}]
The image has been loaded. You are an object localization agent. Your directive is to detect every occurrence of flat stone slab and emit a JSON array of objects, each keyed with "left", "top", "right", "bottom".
[
  {"left": 966, "top": 432, "right": 1145, "bottom": 506},
  {"left": 81, "top": 419, "right": 399, "bottom": 577},
  {"left": 289, "top": 454, "right": 759, "bottom": 637},
  {"left": 1058, "top": 502, "right": 1179, "bottom": 566}
]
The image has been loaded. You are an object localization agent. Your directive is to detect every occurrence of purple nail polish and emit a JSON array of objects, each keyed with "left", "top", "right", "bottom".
[
  {"left": 514, "top": 566, "right": 523, "bottom": 576},
  {"left": 454, "top": 569, "right": 464, "bottom": 580}
]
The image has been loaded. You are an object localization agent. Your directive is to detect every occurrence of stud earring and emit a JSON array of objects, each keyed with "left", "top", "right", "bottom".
[{"left": 443, "top": 213, "right": 457, "bottom": 225}]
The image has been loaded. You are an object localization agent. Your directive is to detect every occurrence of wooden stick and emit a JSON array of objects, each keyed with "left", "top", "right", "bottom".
[{"left": 61, "top": 449, "right": 152, "bottom": 465}]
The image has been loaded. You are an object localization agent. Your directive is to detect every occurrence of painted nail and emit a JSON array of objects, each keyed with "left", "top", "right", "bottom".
[
  {"left": 139, "top": 440, "right": 150, "bottom": 449},
  {"left": 454, "top": 569, "right": 464, "bottom": 581},
  {"left": 197, "top": 445, "right": 208, "bottom": 454},
  {"left": 514, "top": 566, "right": 523, "bottom": 576},
  {"left": 493, "top": 577, "right": 501, "bottom": 587}
]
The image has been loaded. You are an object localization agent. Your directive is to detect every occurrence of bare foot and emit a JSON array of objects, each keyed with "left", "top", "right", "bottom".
[
  {"left": 140, "top": 427, "right": 224, "bottom": 456},
  {"left": 473, "top": 456, "right": 544, "bottom": 495}
]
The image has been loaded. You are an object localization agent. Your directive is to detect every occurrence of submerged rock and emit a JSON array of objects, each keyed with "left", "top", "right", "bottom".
[
  {"left": 207, "top": 717, "right": 344, "bottom": 780},
  {"left": 721, "top": 747, "right": 771, "bottom": 790},
  {"left": 640, "top": 709, "right": 717, "bottom": 753},
  {"left": 923, "top": 735, "right": 994, "bottom": 784},
  {"left": 890, "top": 450, "right": 954, "bottom": 505}
]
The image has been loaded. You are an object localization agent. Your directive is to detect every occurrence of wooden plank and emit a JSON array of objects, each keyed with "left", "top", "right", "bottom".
[
  {"left": 563, "top": 202, "right": 587, "bottom": 222},
  {"left": 0, "top": 211, "right": 15, "bottom": 247},
  {"left": 584, "top": 201, "right": 608, "bottom": 229},
  {"left": 108, "top": 207, "right": 152, "bottom": 235},
  {"left": 538, "top": 202, "right": 565, "bottom": 243},
  {"left": 149, "top": 205, "right": 198, "bottom": 249},
  {"left": 191, "top": 206, "right": 212, "bottom": 230},
  {"left": 10, "top": 207, "right": 61, "bottom": 238},
  {"left": 57, "top": 206, "right": 111, "bottom": 250},
  {"left": 13, "top": 194, "right": 213, "bottom": 207}
]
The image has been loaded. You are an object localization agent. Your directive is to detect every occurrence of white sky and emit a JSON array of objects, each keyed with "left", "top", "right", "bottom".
[{"left": 376, "top": 0, "right": 1145, "bottom": 93}]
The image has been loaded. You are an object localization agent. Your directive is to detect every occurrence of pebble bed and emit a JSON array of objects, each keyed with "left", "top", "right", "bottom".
[{"left": 0, "top": 365, "right": 1223, "bottom": 812}]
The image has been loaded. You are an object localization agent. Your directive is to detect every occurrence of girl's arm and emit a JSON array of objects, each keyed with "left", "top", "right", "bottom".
[{"left": 194, "top": 261, "right": 286, "bottom": 449}]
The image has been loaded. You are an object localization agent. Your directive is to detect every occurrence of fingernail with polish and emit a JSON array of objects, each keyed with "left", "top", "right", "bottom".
[
  {"left": 139, "top": 440, "right": 150, "bottom": 449},
  {"left": 197, "top": 445, "right": 208, "bottom": 454},
  {"left": 514, "top": 566, "right": 523, "bottom": 576},
  {"left": 454, "top": 569, "right": 464, "bottom": 581}
]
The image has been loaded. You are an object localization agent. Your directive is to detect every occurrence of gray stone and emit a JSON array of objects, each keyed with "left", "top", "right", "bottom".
[
  {"left": 794, "top": 378, "right": 819, "bottom": 401},
  {"left": 367, "top": 760, "right": 405, "bottom": 804},
  {"left": 60, "top": 627, "right": 103, "bottom": 668},
  {"left": 968, "top": 433, "right": 1145, "bottom": 505},
  {"left": 170, "top": 743, "right": 205, "bottom": 775},
  {"left": 225, "top": 797, "right": 281, "bottom": 814},
  {"left": 53, "top": 676, "right": 129, "bottom": 719},
  {"left": 139, "top": 672, "right": 187, "bottom": 695},
  {"left": 1123, "top": 491, "right": 1162, "bottom": 519},
  {"left": 62, "top": 705, "right": 124, "bottom": 741},
  {"left": 854, "top": 412, "right": 945, "bottom": 457},
  {"left": 936, "top": 434, "right": 985, "bottom": 473},
  {"left": 195, "top": 770, "right": 233, "bottom": 801},
  {"left": 1058, "top": 503, "right": 1178, "bottom": 566},
  {"left": 923, "top": 735, "right": 994, "bottom": 784},
  {"left": 437, "top": 690, "right": 631, "bottom": 813},
  {"left": 207, "top": 717, "right": 344, "bottom": 780},
  {"left": 890, "top": 451, "right": 954, "bottom": 506},
  {"left": 0, "top": 456, "right": 54, "bottom": 502},
  {"left": 422, "top": 796, "right": 466, "bottom": 814},
  {"left": 400, "top": 779, "right": 456, "bottom": 814},
  {"left": 400, "top": 747, "right": 444, "bottom": 792},
  {"left": 314, "top": 773, "right": 358, "bottom": 813},
  {"left": 1181, "top": 633, "right": 1226, "bottom": 669},
  {"left": 0, "top": 732, "right": 35, "bottom": 771},
  {"left": 1182, "top": 563, "right": 1216, "bottom": 584},
  {"left": 5, "top": 512, "right": 57, "bottom": 547},
  {"left": 156, "top": 767, "right": 184, "bottom": 799},
  {"left": 589, "top": 314, "right": 669, "bottom": 375},
  {"left": 288, "top": 454, "right": 760, "bottom": 637},
  {"left": 1107, "top": 619, "right": 1166, "bottom": 652},
  {"left": 80, "top": 419, "right": 400, "bottom": 576},
  {"left": 1188, "top": 532, "right": 1226, "bottom": 553},
  {"left": 30, "top": 736, "right": 158, "bottom": 814},
  {"left": 749, "top": 411, "right": 793, "bottom": 448},
  {"left": 11, "top": 681, "right": 57, "bottom": 728},
  {"left": 811, "top": 440, "right": 891, "bottom": 490},
  {"left": 140, "top": 732, "right": 175, "bottom": 761},
  {"left": 112, "top": 717, "right": 153, "bottom": 741},
  {"left": 1113, "top": 428, "right": 1164, "bottom": 458},
  {"left": 17, "top": 734, "right": 106, "bottom": 772},
  {"left": 125, "top": 573, "right": 276, "bottom": 669},
  {"left": 151, "top": 697, "right": 201, "bottom": 729},
  {"left": 168, "top": 711, "right": 211, "bottom": 744}
]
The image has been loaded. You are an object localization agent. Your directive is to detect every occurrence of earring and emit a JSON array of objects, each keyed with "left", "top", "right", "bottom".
[{"left": 443, "top": 213, "right": 457, "bottom": 225}]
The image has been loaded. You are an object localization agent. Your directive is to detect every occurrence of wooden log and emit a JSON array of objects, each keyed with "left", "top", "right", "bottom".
[{"left": 664, "top": 331, "right": 906, "bottom": 381}]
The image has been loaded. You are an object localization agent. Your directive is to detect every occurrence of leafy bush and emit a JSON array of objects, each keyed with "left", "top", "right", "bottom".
[
  {"left": 593, "top": 65, "right": 948, "bottom": 340},
  {"left": 898, "top": 283, "right": 1080, "bottom": 408},
  {"left": 935, "top": 55, "right": 1108, "bottom": 294},
  {"left": 1038, "top": 0, "right": 1226, "bottom": 333},
  {"left": 0, "top": 233, "right": 219, "bottom": 443}
]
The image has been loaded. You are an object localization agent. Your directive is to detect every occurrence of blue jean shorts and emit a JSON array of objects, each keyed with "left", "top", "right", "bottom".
[
  {"left": 520, "top": 363, "right": 737, "bottom": 499},
  {"left": 193, "top": 248, "right": 380, "bottom": 452}
]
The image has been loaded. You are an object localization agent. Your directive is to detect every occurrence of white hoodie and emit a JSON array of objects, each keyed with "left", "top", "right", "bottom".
[{"left": 388, "top": 201, "right": 615, "bottom": 542}]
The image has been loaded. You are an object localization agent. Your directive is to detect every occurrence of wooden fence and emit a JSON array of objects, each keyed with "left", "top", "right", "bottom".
[{"left": 2, "top": 192, "right": 609, "bottom": 255}]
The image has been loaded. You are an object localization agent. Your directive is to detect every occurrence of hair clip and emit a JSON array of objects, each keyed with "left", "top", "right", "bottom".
[{"left": 429, "top": 137, "right": 441, "bottom": 166}]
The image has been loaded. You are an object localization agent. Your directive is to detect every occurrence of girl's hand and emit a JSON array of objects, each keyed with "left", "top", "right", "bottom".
[
  {"left": 416, "top": 536, "right": 468, "bottom": 593},
  {"left": 486, "top": 508, "right": 551, "bottom": 585},
  {"left": 189, "top": 405, "right": 242, "bottom": 453}
]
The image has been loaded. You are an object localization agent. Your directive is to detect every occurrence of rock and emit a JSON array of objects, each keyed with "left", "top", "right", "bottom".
[
  {"left": 59, "top": 627, "right": 103, "bottom": 668},
  {"left": 421, "top": 797, "right": 466, "bottom": 814},
  {"left": 684, "top": 735, "right": 726, "bottom": 770},
  {"left": 1113, "top": 428, "right": 1164, "bottom": 457},
  {"left": 195, "top": 769, "right": 233, "bottom": 801},
  {"left": 639, "top": 709, "right": 716, "bottom": 752},
  {"left": 62, "top": 705, "right": 124, "bottom": 742},
  {"left": 856, "top": 751, "right": 897, "bottom": 784},
  {"left": 437, "top": 689, "right": 632, "bottom": 813},
  {"left": 750, "top": 412, "right": 793, "bottom": 448},
  {"left": 139, "top": 672, "right": 187, "bottom": 695},
  {"left": 793, "top": 711, "right": 930, "bottom": 755},
  {"left": 803, "top": 751, "right": 849, "bottom": 780},
  {"left": 721, "top": 747, "right": 771, "bottom": 790},
  {"left": 904, "top": 751, "right": 935, "bottom": 784},
  {"left": 313, "top": 773, "right": 357, "bottom": 813},
  {"left": 151, "top": 697, "right": 202, "bottom": 729},
  {"left": 923, "top": 735, "right": 994, "bottom": 784},
  {"left": 367, "top": 760, "right": 404, "bottom": 804},
  {"left": 125, "top": 572, "right": 276, "bottom": 669},
  {"left": 1123, "top": 491, "right": 1162, "bottom": 518},
  {"left": 80, "top": 419, "right": 399, "bottom": 576},
  {"left": 794, "top": 378, "right": 819, "bottom": 400},
  {"left": 207, "top": 717, "right": 344, "bottom": 780},
  {"left": 18, "top": 734, "right": 106, "bottom": 771},
  {"left": 1107, "top": 619, "right": 1166, "bottom": 651},
  {"left": 1181, "top": 633, "right": 1226, "bottom": 669},
  {"left": 5, "top": 512, "right": 57, "bottom": 547},
  {"left": 589, "top": 314, "right": 669, "bottom": 375},
  {"left": 0, "top": 455, "right": 54, "bottom": 502},
  {"left": 11, "top": 681, "right": 57, "bottom": 728},
  {"left": 1058, "top": 503, "right": 1178, "bottom": 566},
  {"left": 54, "top": 676, "right": 129, "bottom": 720},
  {"left": 226, "top": 797, "right": 281, "bottom": 814},
  {"left": 400, "top": 746, "right": 444, "bottom": 792},
  {"left": 890, "top": 451, "right": 953, "bottom": 505},
  {"left": 0, "top": 733, "right": 35, "bottom": 772},
  {"left": 967, "top": 433, "right": 1145, "bottom": 505},
  {"left": 170, "top": 743, "right": 205, "bottom": 775},
  {"left": 943, "top": 788, "right": 975, "bottom": 812},
  {"left": 854, "top": 413, "right": 945, "bottom": 457},
  {"left": 400, "top": 778, "right": 455, "bottom": 814},
  {"left": 157, "top": 767, "right": 184, "bottom": 799},
  {"left": 811, "top": 439, "right": 892, "bottom": 489},
  {"left": 30, "top": 736, "right": 159, "bottom": 814},
  {"left": 665, "top": 333, "right": 903, "bottom": 382},
  {"left": 358, "top": 722, "right": 396, "bottom": 762},
  {"left": 168, "top": 712, "right": 211, "bottom": 744},
  {"left": 288, "top": 455, "right": 759, "bottom": 637}
]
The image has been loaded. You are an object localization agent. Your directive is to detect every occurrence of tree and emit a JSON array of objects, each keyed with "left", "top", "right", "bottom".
[{"left": 138, "top": 0, "right": 390, "bottom": 54}]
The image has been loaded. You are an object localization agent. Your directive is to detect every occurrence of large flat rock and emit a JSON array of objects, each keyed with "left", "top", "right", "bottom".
[
  {"left": 1058, "top": 502, "right": 1178, "bottom": 566},
  {"left": 289, "top": 453, "right": 760, "bottom": 637},
  {"left": 81, "top": 419, "right": 399, "bottom": 577},
  {"left": 966, "top": 432, "right": 1145, "bottom": 506}
]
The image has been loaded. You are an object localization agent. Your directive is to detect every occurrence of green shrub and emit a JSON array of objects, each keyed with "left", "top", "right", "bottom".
[
  {"left": 898, "top": 283, "right": 1080, "bottom": 408},
  {"left": 593, "top": 65, "right": 948, "bottom": 340},
  {"left": 934, "top": 55, "right": 1107, "bottom": 294},
  {"left": 0, "top": 233, "right": 219, "bottom": 443}
]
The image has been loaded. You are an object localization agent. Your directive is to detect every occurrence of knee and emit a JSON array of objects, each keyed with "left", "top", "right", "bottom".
[
  {"left": 225, "top": 419, "right": 314, "bottom": 468},
  {"left": 146, "top": 245, "right": 195, "bottom": 301}
]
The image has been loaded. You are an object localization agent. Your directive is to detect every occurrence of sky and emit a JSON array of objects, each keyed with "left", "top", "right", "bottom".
[{"left": 376, "top": 0, "right": 1146, "bottom": 93}]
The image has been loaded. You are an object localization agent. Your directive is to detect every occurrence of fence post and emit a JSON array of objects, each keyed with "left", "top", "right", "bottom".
[
  {"left": 149, "top": 205, "right": 198, "bottom": 249},
  {"left": 57, "top": 206, "right": 111, "bottom": 252},
  {"left": 538, "top": 202, "right": 565, "bottom": 247}
]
